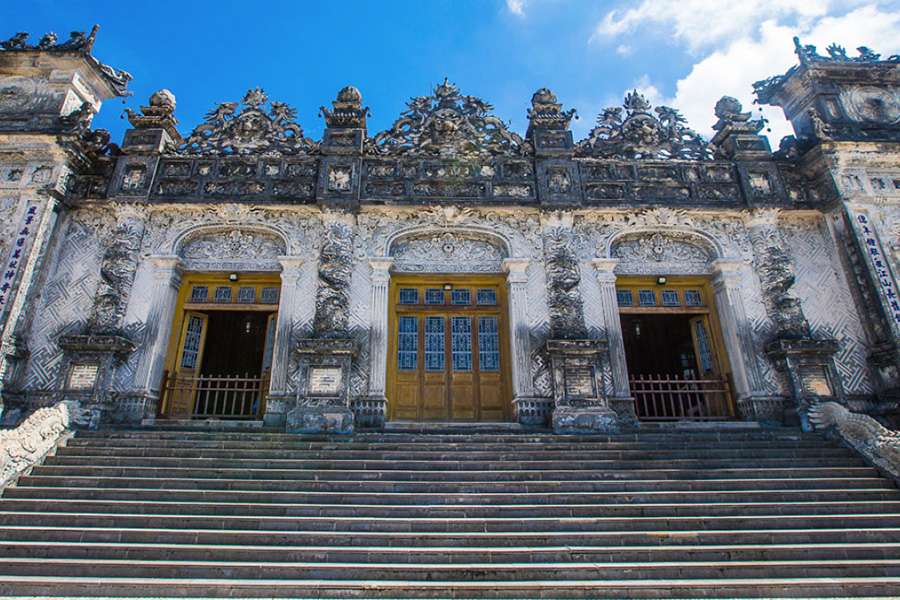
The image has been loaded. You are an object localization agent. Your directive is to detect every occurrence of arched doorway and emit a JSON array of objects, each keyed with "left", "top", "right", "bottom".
[
  {"left": 609, "top": 230, "right": 736, "bottom": 421},
  {"left": 383, "top": 230, "right": 514, "bottom": 422}
]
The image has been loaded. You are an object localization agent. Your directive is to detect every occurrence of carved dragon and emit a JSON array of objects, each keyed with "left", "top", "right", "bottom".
[{"left": 809, "top": 401, "right": 900, "bottom": 482}]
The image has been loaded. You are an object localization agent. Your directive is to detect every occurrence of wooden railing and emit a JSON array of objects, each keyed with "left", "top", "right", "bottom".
[
  {"left": 160, "top": 372, "right": 267, "bottom": 419},
  {"left": 630, "top": 374, "right": 732, "bottom": 421}
]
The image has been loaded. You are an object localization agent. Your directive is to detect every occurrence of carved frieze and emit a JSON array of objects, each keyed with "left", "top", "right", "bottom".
[
  {"left": 313, "top": 219, "right": 354, "bottom": 337},
  {"left": 543, "top": 224, "right": 587, "bottom": 339},
  {"left": 179, "top": 229, "right": 286, "bottom": 262},
  {"left": 86, "top": 209, "right": 145, "bottom": 334},
  {"left": 390, "top": 231, "right": 506, "bottom": 273},
  {"left": 612, "top": 231, "right": 714, "bottom": 274}
]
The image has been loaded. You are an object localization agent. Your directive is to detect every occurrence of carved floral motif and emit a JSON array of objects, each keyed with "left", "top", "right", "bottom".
[
  {"left": 612, "top": 232, "right": 713, "bottom": 271},
  {"left": 391, "top": 231, "right": 506, "bottom": 273},
  {"left": 369, "top": 79, "right": 530, "bottom": 159},
  {"left": 86, "top": 213, "right": 145, "bottom": 334},
  {"left": 181, "top": 88, "right": 317, "bottom": 156},
  {"left": 576, "top": 90, "right": 710, "bottom": 160},
  {"left": 179, "top": 229, "right": 286, "bottom": 261},
  {"left": 543, "top": 227, "right": 587, "bottom": 339}
]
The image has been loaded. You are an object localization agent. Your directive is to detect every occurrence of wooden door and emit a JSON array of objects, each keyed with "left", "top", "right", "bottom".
[
  {"left": 169, "top": 311, "right": 208, "bottom": 418},
  {"left": 387, "top": 279, "right": 511, "bottom": 422}
]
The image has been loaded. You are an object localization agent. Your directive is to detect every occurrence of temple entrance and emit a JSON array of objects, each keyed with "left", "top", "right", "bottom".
[
  {"left": 159, "top": 273, "right": 280, "bottom": 420},
  {"left": 617, "top": 277, "right": 734, "bottom": 421},
  {"left": 387, "top": 275, "right": 512, "bottom": 422}
]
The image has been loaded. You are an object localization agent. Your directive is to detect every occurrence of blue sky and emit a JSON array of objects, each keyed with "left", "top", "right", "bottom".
[{"left": 4, "top": 0, "right": 900, "bottom": 145}]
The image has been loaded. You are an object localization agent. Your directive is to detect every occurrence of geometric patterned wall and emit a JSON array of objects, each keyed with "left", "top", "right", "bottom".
[
  {"left": 23, "top": 212, "right": 107, "bottom": 390},
  {"left": 782, "top": 216, "right": 875, "bottom": 396}
]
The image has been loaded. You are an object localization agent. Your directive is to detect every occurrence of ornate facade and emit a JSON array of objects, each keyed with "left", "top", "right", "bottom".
[{"left": 0, "top": 29, "right": 898, "bottom": 433}]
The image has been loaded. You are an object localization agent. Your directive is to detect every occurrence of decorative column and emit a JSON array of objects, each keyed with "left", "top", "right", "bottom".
[
  {"left": 289, "top": 215, "right": 357, "bottom": 434},
  {"left": 132, "top": 255, "right": 183, "bottom": 412},
  {"left": 710, "top": 259, "right": 781, "bottom": 421},
  {"left": 745, "top": 210, "right": 843, "bottom": 428},
  {"left": 591, "top": 258, "right": 636, "bottom": 424},
  {"left": 363, "top": 257, "right": 393, "bottom": 427},
  {"left": 262, "top": 256, "right": 304, "bottom": 427},
  {"left": 542, "top": 217, "right": 618, "bottom": 434},
  {"left": 502, "top": 258, "right": 541, "bottom": 424}
]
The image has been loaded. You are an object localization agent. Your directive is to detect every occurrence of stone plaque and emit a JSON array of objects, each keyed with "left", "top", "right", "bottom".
[
  {"left": 309, "top": 366, "right": 343, "bottom": 395},
  {"left": 799, "top": 366, "right": 832, "bottom": 396},
  {"left": 564, "top": 365, "right": 596, "bottom": 399},
  {"left": 67, "top": 363, "right": 99, "bottom": 391}
]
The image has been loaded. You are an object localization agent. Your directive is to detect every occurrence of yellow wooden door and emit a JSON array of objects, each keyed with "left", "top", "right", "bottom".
[
  {"left": 169, "top": 311, "right": 208, "bottom": 418},
  {"left": 394, "top": 315, "right": 421, "bottom": 419},
  {"left": 449, "top": 316, "right": 476, "bottom": 420},
  {"left": 476, "top": 315, "right": 505, "bottom": 421}
]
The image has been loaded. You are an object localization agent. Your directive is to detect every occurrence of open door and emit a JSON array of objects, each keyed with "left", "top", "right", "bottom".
[
  {"left": 255, "top": 312, "right": 277, "bottom": 417},
  {"left": 689, "top": 315, "right": 729, "bottom": 417},
  {"left": 168, "top": 312, "right": 208, "bottom": 419}
]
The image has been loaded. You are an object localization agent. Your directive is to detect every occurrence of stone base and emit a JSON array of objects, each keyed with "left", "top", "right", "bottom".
[
  {"left": 513, "top": 397, "right": 553, "bottom": 427},
  {"left": 552, "top": 405, "right": 619, "bottom": 434},
  {"left": 736, "top": 394, "right": 787, "bottom": 424},
  {"left": 608, "top": 396, "right": 638, "bottom": 427},
  {"left": 351, "top": 395, "right": 386, "bottom": 428},
  {"left": 286, "top": 405, "right": 354, "bottom": 434}
]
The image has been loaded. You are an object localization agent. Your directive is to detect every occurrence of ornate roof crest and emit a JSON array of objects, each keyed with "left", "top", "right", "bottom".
[
  {"left": 792, "top": 36, "right": 899, "bottom": 65},
  {"left": 0, "top": 25, "right": 131, "bottom": 95},
  {"left": 181, "top": 88, "right": 318, "bottom": 156},
  {"left": 527, "top": 88, "right": 577, "bottom": 132},
  {"left": 368, "top": 78, "right": 530, "bottom": 159},
  {"left": 321, "top": 85, "right": 369, "bottom": 129},
  {"left": 575, "top": 90, "right": 711, "bottom": 160}
]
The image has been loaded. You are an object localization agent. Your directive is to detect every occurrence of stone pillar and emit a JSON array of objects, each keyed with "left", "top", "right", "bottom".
[
  {"left": 262, "top": 257, "right": 304, "bottom": 427},
  {"left": 502, "top": 258, "right": 543, "bottom": 424},
  {"left": 710, "top": 259, "right": 779, "bottom": 421},
  {"left": 132, "top": 256, "right": 183, "bottom": 407},
  {"left": 363, "top": 257, "right": 393, "bottom": 427},
  {"left": 591, "top": 258, "right": 636, "bottom": 424}
]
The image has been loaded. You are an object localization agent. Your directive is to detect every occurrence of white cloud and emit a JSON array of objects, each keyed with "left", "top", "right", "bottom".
[
  {"left": 591, "top": 1, "right": 900, "bottom": 145},
  {"left": 615, "top": 44, "right": 633, "bottom": 57},
  {"left": 592, "top": 0, "right": 838, "bottom": 52},
  {"left": 669, "top": 5, "right": 900, "bottom": 143},
  {"left": 506, "top": 0, "right": 526, "bottom": 16}
]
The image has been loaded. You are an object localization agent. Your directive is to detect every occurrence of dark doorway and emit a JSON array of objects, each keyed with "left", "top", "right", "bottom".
[
  {"left": 620, "top": 313, "right": 699, "bottom": 380},
  {"left": 621, "top": 312, "right": 732, "bottom": 420},
  {"left": 199, "top": 311, "right": 271, "bottom": 378}
]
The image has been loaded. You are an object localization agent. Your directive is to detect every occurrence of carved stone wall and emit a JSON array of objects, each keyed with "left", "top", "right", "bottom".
[
  {"left": 781, "top": 215, "right": 875, "bottom": 396},
  {"left": 22, "top": 210, "right": 108, "bottom": 394}
]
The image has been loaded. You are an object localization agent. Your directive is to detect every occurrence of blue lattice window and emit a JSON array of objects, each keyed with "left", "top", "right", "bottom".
[
  {"left": 189, "top": 286, "right": 208, "bottom": 303},
  {"left": 684, "top": 290, "right": 703, "bottom": 306},
  {"left": 397, "top": 316, "right": 418, "bottom": 370},
  {"left": 616, "top": 289, "right": 633, "bottom": 307},
  {"left": 261, "top": 287, "right": 280, "bottom": 304},
  {"left": 214, "top": 286, "right": 232, "bottom": 303},
  {"left": 451, "top": 289, "right": 471, "bottom": 305},
  {"left": 238, "top": 286, "right": 256, "bottom": 304},
  {"left": 661, "top": 290, "right": 680, "bottom": 306},
  {"left": 451, "top": 317, "right": 473, "bottom": 371},
  {"left": 399, "top": 288, "right": 419, "bottom": 305},
  {"left": 180, "top": 316, "right": 204, "bottom": 369},
  {"left": 425, "top": 288, "right": 444, "bottom": 305},
  {"left": 477, "top": 288, "right": 497, "bottom": 305},
  {"left": 638, "top": 290, "right": 656, "bottom": 306},
  {"left": 478, "top": 317, "right": 500, "bottom": 371},
  {"left": 424, "top": 317, "right": 445, "bottom": 371}
]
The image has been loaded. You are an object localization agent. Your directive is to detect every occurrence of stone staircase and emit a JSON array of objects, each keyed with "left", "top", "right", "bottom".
[{"left": 0, "top": 426, "right": 899, "bottom": 597}]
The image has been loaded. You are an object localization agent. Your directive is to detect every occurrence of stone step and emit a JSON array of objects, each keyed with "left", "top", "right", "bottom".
[
  {"left": 78, "top": 429, "right": 817, "bottom": 443},
  {"left": 0, "top": 498, "right": 900, "bottom": 529},
  {"left": 1, "top": 556, "right": 899, "bottom": 580},
  {"left": 42, "top": 455, "right": 866, "bottom": 470},
  {"left": 7, "top": 485, "right": 898, "bottom": 506},
  {"left": 19, "top": 474, "right": 893, "bottom": 493},
  {"left": 2, "top": 525, "right": 899, "bottom": 547},
  {"left": 2, "top": 575, "right": 899, "bottom": 599},
  {"left": 55, "top": 445, "right": 855, "bottom": 461},
  {"left": 2, "top": 540, "right": 900, "bottom": 563},
  {"left": 27, "top": 463, "right": 881, "bottom": 481},
  {"left": 65, "top": 436, "right": 836, "bottom": 451}
]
